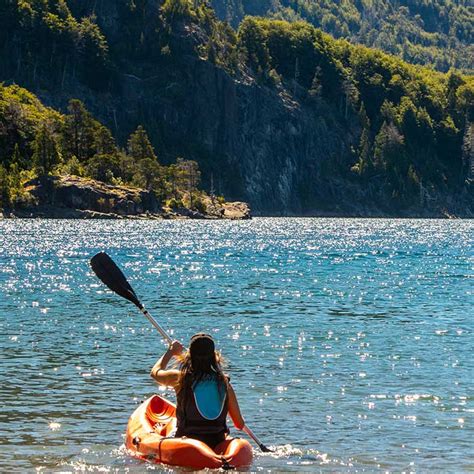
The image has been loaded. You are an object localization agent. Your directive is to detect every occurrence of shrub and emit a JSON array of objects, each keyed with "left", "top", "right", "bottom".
[
  {"left": 193, "top": 196, "right": 207, "bottom": 214},
  {"left": 166, "top": 198, "right": 184, "bottom": 209}
]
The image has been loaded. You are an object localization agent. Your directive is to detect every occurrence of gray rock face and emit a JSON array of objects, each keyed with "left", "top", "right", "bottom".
[
  {"left": 117, "top": 63, "right": 353, "bottom": 214},
  {"left": 26, "top": 176, "right": 161, "bottom": 216},
  {"left": 85, "top": 58, "right": 356, "bottom": 215}
]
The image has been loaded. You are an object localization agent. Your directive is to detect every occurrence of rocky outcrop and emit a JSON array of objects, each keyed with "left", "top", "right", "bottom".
[
  {"left": 13, "top": 175, "right": 251, "bottom": 220},
  {"left": 24, "top": 175, "right": 160, "bottom": 216},
  {"left": 222, "top": 201, "right": 251, "bottom": 219}
]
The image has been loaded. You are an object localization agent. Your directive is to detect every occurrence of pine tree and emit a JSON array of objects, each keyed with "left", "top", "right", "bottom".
[
  {"left": 32, "top": 122, "right": 61, "bottom": 175},
  {"left": 135, "top": 158, "right": 162, "bottom": 190},
  {"left": 127, "top": 125, "right": 157, "bottom": 162},
  {"left": 94, "top": 125, "right": 117, "bottom": 156},
  {"left": 62, "top": 99, "right": 98, "bottom": 162},
  {"left": 446, "top": 70, "right": 465, "bottom": 112}
]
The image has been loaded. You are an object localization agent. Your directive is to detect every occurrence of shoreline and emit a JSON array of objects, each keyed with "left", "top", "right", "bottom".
[
  {"left": 2, "top": 209, "right": 472, "bottom": 220},
  {"left": 250, "top": 210, "right": 474, "bottom": 219},
  {"left": 1, "top": 175, "right": 471, "bottom": 221},
  {"left": 2, "top": 175, "right": 471, "bottom": 221},
  {"left": 0, "top": 175, "right": 251, "bottom": 221},
  {"left": 1, "top": 203, "right": 252, "bottom": 220}
]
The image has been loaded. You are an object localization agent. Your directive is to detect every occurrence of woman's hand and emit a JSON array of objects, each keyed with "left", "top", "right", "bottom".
[
  {"left": 150, "top": 340, "right": 183, "bottom": 387},
  {"left": 168, "top": 340, "right": 184, "bottom": 356}
]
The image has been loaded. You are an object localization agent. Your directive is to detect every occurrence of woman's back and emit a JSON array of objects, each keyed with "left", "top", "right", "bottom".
[
  {"left": 150, "top": 333, "right": 246, "bottom": 449},
  {"left": 175, "top": 334, "right": 229, "bottom": 448},
  {"left": 176, "top": 373, "right": 229, "bottom": 447}
]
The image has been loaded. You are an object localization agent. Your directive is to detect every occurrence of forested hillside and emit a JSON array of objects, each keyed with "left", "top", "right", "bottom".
[
  {"left": 211, "top": 0, "right": 474, "bottom": 73},
  {"left": 0, "top": 85, "right": 211, "bottom": 214},
  {"left": 0, "top": 0, "right": 473, "bottom": 216}
]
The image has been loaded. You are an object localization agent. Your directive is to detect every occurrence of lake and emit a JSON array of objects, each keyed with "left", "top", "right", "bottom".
[{"left": 1, "top": 218, "right": 472, "bottom": 472}]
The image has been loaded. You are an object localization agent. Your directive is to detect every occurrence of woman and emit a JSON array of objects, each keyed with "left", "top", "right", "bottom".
[{"left": 150, "top": 333, "right": 246, "bottom": 452}]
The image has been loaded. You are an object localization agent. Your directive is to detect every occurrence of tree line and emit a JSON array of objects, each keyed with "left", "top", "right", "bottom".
[
  {"left": 0, "top": 87, "right": 206, "bottom": 212},
  {"left": 211, "top": 0, "right": 474, "bottom": 73}
]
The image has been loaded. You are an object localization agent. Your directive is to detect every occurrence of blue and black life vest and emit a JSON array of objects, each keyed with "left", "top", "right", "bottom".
[{"left": 176, "top": 374, "right": 229, "bottom": 441}]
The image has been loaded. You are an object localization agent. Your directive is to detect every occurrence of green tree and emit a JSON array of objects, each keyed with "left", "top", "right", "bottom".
[
  {"left": 456, "top": 82, "right": 474, "bottom": 122},
  {"left": 176, "top": 158, "right": 201, "bottom": 208},
  {"left": 165, "top": 163, "right": 180, "bottom": 200},
  {"left": 446, "top": 70, "right": 465, "bottom": 112},
  {"left": 374, "top": 122, "right": 406, "bottom": 172},
  {"left": 127, "top": 125, "right": 157, "bottom": 162},
  {"left": 354, "top": 103, "right": 372, "bottom": 176},
  {"left": 85, "top": 154, "right": 121, "bottom": 183},
  {"left": 62, "top": 99, "right": 98, "bottom": 162},
  {"left": 237, "top": 18, "right": 271, "bottom": 78},
  {"left": 32, "top": 122, "right": 61, "bottom": 175},
  {"left": 8, "top": 162, "right": 21, "bottom": 193},
  {"left": 0, "top": 164, "right": 11, "bottom": 209},
  {"left": 78, "top": 15, "right": 109, "bottom": 89},
  {"left": 161, "top": 0, "right": 194, "bottom": 23},
  {"left": 94, "top": 125, "right": 117, "bottom": 156},
  {"left": 10, "top": 143, "right": 23, "bottom": 168},
  {"left": 133, "top": 158, "right": 163, "bottom": 190}
]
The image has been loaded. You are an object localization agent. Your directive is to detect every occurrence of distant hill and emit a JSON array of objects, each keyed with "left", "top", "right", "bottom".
[
  {"left": 211, "top": 0, "right": 474, "bottom": 73},
  {"left": 0, "top": 0, "right": 473, "bottom": 217}
]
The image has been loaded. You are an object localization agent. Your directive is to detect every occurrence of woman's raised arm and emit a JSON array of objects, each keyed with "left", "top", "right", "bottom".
[{"left": 150, "top": 340, "right": 183, "bottom": 388}]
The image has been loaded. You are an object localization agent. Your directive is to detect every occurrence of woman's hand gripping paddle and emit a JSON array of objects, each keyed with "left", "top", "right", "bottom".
[{"left": 90, "top": 251, "right": 274, "bottom": 453}]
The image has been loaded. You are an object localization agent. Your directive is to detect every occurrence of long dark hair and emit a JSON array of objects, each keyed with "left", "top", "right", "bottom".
[{"left": 176, "top": 348, "right": 228, "bottom": 398}]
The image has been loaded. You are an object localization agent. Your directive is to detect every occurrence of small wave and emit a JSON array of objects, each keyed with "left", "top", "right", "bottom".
[{"left": 255, "top": 444, "right": 351, "bottom": 468}]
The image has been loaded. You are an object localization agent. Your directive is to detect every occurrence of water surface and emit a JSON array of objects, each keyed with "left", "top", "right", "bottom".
[{"left": 1, "top": 218, "right": 472, "bottom": 472}]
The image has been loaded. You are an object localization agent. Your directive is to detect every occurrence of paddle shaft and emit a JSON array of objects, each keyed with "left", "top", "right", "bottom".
[
  {"left": 243, "top": 425, "right": 271, "bottom": 453},
  {"left": 140, "top": 307, "right": 173, "bottom": 344}
]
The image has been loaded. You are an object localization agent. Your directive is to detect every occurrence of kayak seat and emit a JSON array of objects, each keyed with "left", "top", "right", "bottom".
[{"left": 146, "top": 395, "right": 177, "bottom": 437}]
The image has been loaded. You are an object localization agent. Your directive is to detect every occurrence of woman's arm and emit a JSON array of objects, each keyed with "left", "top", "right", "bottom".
[
  {"left": 150, "top": 340, "right": 183, "bottom": 388},
  {"left": 227, "top": 383, "right": 245, "bottom": 430}
]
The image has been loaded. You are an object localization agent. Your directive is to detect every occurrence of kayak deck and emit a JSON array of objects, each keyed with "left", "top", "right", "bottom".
[{"left": 125, "top": 395, "right": 253, "bottom": 469}]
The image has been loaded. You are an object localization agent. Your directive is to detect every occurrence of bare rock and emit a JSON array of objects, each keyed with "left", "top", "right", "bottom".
[
  {"left": 222, "top": 201, "right": 251, "bottom": 219},
  {"left": 15, "top": 175, "right": 252, "bottom": 220}
]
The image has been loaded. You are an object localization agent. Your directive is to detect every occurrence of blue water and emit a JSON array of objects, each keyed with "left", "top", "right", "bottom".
[{"left": 1, "top": 218, "right": 472, "bottom": 472}]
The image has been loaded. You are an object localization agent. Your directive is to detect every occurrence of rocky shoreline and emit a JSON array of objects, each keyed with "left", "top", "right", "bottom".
[
  {"left": 0, "top": 175, "right": 251, "bottom": 220},
  {"left": 1, "top": 175, "right": 471, "bottom": 220}
]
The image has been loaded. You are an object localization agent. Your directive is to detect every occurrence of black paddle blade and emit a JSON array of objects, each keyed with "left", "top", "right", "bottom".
[
  {"left": 90, "top": 252, "right": 143, "bottom": 309},
  {"left": 259, "top": 444, "right": 274, "bottom": 453}
]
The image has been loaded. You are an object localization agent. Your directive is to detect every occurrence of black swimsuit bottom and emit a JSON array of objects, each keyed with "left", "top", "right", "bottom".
[{"left": 184, "top": 431, "right": 227, "bottom": 450}]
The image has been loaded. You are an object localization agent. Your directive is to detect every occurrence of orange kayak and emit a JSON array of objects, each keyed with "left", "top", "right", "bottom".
[{"left": 125, "top": 395, "right": 253, "bottom": 469}]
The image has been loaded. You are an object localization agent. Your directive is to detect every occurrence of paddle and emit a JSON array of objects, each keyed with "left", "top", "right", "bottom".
[
  {"left": 90, "top": 251, "right": 273, "bottom": 453},
  {"left": 90, "top": 251, "right": 172, "bottom": 343}
]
